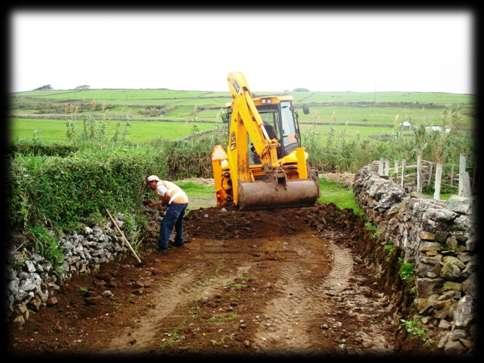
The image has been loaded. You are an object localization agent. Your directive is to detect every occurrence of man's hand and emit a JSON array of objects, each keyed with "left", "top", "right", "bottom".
[{"left": 160, "top": 194, "right": 171, "bottom": 206}]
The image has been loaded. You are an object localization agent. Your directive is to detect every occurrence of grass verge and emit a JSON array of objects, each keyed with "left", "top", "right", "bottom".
[{"left": 318, "top": 177, "right": 362, "bottom": 215}]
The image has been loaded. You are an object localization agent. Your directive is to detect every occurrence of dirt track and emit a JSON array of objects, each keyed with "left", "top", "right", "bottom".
[{"left": 8, "top": 204, "right": 400, "bottom": 354}]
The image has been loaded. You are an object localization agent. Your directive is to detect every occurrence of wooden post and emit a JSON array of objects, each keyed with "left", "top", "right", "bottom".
[
  {"left": 394, "top": 160, "right": 399, "bottom": 180},
  {"left": 450, "top": 164, "right": 454, "bottom": 187},
  {"left": 401, "top": 159, "right": 406, "bottom": 187},
  {"left": 461, "top": 172, "right": 471, "bottom": 197},
  {"left": 458, "top": 154, "right": 466, "bottom": 196},
  {"left": 383, "top": 159, "right": 389, "bottom": 176},
  {"left": 416, "top": 153, "right": 422, "bottom": 193},
  {"left": 427, "top": 162, "right": 433, "bottom": 186},
  {"left": 378, "top": 158, "right": 384, "bottom": 176},
  {"left": 433, "top": 163, "right": 442, "bottom": 200}
]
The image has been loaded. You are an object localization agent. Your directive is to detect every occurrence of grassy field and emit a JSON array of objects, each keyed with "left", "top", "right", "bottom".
[
  {"left": 175, "top": 180, "right": 216, "bottom": 210},
  {"left": 15, "top": 88, "right": 472, "bottom": 105},
  {"left": 296, "top": 105, "right": 471, "bottom": 126},
  {"left": 318, "top": 177, "right": 362, "bottom": 215},
  {"left": 301, "top": 124, "right": 397, "bottom": 140},
  {"left": 12, "top": 116, "right": 396, "bottom": 145},
  {"left": 11, "top": 118, "right": 218, "bottom": 144},
  {"left": 12, "top": 88, "right": 473, "bottom": 127},
  {"left": 291, "top": 90, "right": 472, "bottom": 105},
  {"left": 10, "top": 88, "right": 473, "bottom": 146}
]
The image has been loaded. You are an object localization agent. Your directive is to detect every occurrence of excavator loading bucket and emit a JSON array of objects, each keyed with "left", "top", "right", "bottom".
[{"left": 238, "top": 179, "right": 320, "bottom": 210}]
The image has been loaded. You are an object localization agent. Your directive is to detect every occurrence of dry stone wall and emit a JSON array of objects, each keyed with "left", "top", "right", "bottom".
[
  {"left": 7, "top": 215, "right": 129, "bottom": 325},
  {"left": 353, "top": 164, "right": 477, "bottom": 353}
]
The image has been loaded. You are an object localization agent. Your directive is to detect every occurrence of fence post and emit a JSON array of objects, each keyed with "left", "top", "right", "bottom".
[
  {"left": 461, "top": 172, "right": 471, "bottom": 197},
  {"left": 450, "top": 164, "right": 454, "bottom": 187},
  {"left": 400, "top": 159, "right": 406, "bottom": 187},
  {"left": 394, "top": 160, "right": 399, "bottom": 180},
  {"left": 458, "top": 154, "right": 466, "bottom": 196},
  {"left": 427, "top": 162, "right": 433, "bottom": 186},
  {"left": 383, "top": 159, "right": 389, "bottom": 176},
  {"left": 433, "top": 162, "right": 442, "bottom": 200},
  {"left": 378, "top": 158, "right": 384, "bottom": 176},
  {"left": 416, "top": 153, "right": 422, "bottom": 193}
]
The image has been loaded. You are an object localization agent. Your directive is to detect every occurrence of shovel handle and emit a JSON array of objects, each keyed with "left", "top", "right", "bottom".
[{"left": 105, "top": 209, "right": 142, "bottom": 264}]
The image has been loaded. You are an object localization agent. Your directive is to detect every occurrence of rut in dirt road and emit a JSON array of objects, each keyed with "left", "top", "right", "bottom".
[
  {"left": 252, "top": 229, "right": 395, "bottom": 353},
  {"left": 314, "top": 230, "right": 396, "bottom": 353},
  {"left": 106, "top": 263, "right": 253, "bottom": 352},
  {"left": 252, "top": 231, "right": 331, "bottom": 351}
]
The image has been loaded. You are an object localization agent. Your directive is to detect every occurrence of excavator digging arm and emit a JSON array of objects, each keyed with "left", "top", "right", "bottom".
[{"left": 227, "top": 72, "right": 280, "bottom": 169}]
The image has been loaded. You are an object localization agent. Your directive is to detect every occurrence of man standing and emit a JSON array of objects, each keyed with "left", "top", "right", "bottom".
[{"left": 145, "top": 175, "right": 189, "bottom": 253}]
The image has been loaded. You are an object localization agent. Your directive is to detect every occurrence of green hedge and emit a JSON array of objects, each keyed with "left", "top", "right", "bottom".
[
  {"left": 9, "top": 148, "right": 167, "bottom": 233},
  {"left": 163, "top": 128, "right": 226, "bottom": 179},
  {"left": 9, "top": 142, "right": 79, "bottom": 157}
]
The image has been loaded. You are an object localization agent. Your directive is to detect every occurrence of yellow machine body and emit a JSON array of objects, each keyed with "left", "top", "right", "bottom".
[{"left": 211, "top": 72, "right": 319, "bottom": 210}]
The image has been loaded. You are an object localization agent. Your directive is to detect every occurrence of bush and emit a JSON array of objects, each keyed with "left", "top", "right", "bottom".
[
  {"left": 384, "top": 242, "right": 395, "bottom": 255},
  {"left": 27, "top": 224, "right": 64, "bottom": 276},
  {"left": 9, "top": 146, "right": 167, "bottom": 233},
  {"left": 301, "top": 124, "right": 473, "bottom": 174},
  {"left": 9, "top": 142, "right": 79, "bottom": 157},
  {"left": 33, "top": 84, "right": 53, "bottom": 91},
  {"left": 400, "top": 318, "right": 428, "bottom": 340},
  {"left": 398, "top": 258, "right": 414, "bottom": 283},
  {"left": 163, "top": 127, "right": 226, "bottom": 179}
]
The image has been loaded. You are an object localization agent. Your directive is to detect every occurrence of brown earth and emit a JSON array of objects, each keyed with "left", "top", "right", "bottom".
[{"left": 8, "top": 203, "right": 412, "bottom": 355}]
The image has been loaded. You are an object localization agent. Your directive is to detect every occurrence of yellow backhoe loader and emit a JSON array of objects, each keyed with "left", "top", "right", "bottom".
[{"left": 211, "top": 72, "right": 319, "bottom": 210}]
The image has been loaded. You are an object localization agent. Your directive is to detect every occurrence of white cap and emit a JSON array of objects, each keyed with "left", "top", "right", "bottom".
[{"left": 146, "top": 175, "right": 160, "bottom": 182}]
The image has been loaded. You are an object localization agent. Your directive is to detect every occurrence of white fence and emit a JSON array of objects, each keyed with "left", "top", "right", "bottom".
[{"left": 373, "top": 154, "right": 473, "bottom": 200}]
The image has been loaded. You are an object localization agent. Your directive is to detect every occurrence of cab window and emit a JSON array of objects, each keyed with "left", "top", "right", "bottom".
[{"left": 280, "top": 101, "right": 298, "bottom": 149}]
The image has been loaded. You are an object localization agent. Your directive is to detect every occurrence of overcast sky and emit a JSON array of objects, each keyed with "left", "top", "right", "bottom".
[{"left": 11, "top": 11, "right": 472, "bottom": 94}]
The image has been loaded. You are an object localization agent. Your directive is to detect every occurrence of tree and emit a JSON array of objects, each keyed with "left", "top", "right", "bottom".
[{"left": 33, "top": 84, "right": 53, "bottom": 91}]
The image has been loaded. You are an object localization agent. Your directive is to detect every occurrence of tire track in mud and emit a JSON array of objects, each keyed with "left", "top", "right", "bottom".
[
  {"left": 315, "top": 230, "right": 396, "bottom": 353},
  {"left": 105, "top": 262, "right": 254, "bottom": 352},
  {"left": 252, "top": 229, "right": 395, "bottom": 353},
  {"left": 252, "top": 232, "right": 332, "bottom": 352}
]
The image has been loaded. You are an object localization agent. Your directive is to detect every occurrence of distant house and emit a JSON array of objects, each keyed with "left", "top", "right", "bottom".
[
  {"left": 425, "top": 125, "right": 451, "bottom": 134},
  {"left": 399, "top": 121, "right": 412, "bottom": 130}
]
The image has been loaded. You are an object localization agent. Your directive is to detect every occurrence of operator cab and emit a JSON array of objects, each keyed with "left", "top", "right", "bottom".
[
  {"left": 256, "top": 96, "right": 300, "bottom": 156},
  {"left": 221, "top": 96, "right": 302, "bottom": 164}
]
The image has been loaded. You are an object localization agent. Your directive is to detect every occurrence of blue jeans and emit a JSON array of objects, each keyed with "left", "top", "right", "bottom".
[{"left": 159, "top": 203, "right": 188, "bottom": 250}]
